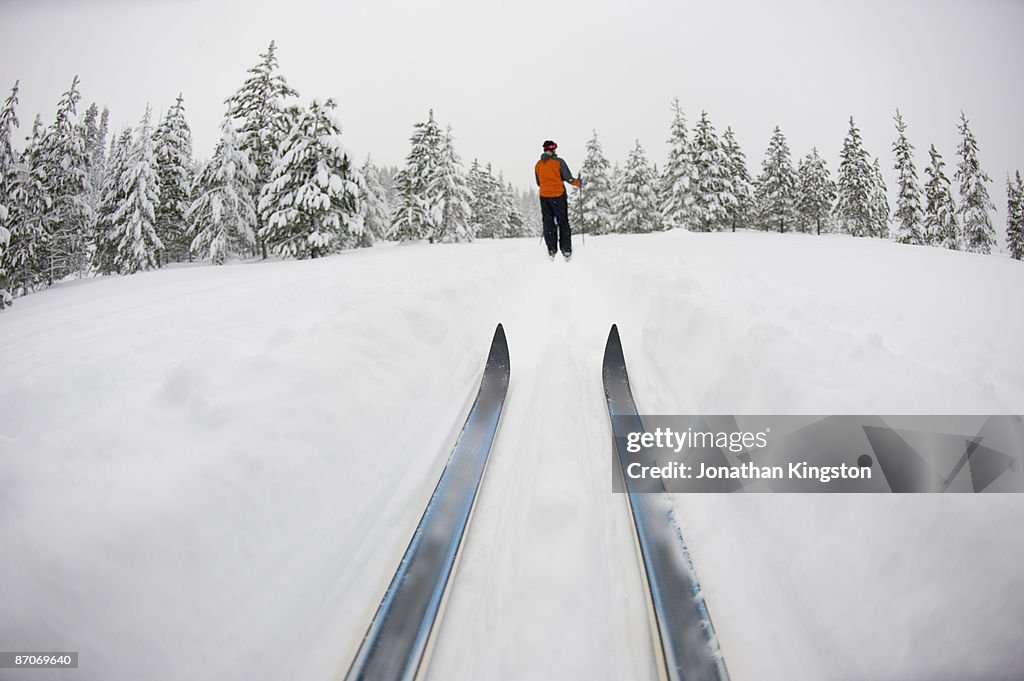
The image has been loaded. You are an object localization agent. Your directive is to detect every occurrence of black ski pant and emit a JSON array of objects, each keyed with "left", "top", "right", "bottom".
[{"left": 540, "top": 193, "right": 572, "bottom": 255}]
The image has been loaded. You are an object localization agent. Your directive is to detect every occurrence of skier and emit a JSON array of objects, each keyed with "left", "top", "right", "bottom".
[{"left": 535, "top": 140, "right": 581, "bottom": 261}]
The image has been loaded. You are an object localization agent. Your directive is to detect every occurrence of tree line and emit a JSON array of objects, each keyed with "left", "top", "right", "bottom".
[
  {"left": 2, "top": 49, "right": 1022, "bottom": 311},
  {"left": 569, "top": 98, "right": 1023, "bottom": 261},
  {"left": 0, "top": 42, "right": 530, "bottom": 310}
]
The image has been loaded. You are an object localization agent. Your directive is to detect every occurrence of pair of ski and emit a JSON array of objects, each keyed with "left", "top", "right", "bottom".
[{"left": 344, "top": 325, "right": 728, "bottom": 681}]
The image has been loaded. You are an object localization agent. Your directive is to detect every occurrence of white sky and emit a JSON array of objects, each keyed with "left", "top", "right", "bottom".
[{"left": 1, "top": 0, "right": 1022, "bottom": 232}]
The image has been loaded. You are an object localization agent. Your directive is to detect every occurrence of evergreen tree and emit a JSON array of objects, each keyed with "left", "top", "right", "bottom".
[
  {"left": 467, "top": 161, "right": 506, "bottom": 238},
  {"left": 37, "top": 76, "right": 91, "bottom": 282},
  {"left": 81, "top": 103, "right": 109, "bottom": 175},
  {"left": 358, "top": 156, "right": 391, "bottom": 244},
  {"left": 390, "top": 110, "right": 443, "bottom": 241},
  {"left": 690, "top": 112, "right": 735, "bottom": 232},
  {"left": 796, "top": 147, "right": 836, "bottom": 235},
  {"left": 954, "top": 112, "right": 997, "bottom": 254},
  {"left": 892, "top": 109, "right": 924, "bottom": 244},
  {"left": 467, "top": 159, "right": 491, "bottom": 237},
  {"left": 834, "top": 117, "right": 874, "bottom": 237},
  {"left": 225, "top": 41, "right": 299, "bottom": 258},
  {"left": 660, "top": 98, "right": 695, "bottom": 230},
  {"left": 578, "top": 130, "right": 614, "bottom": 235},
  {"left": 378, "top": 165, "right": 399, "bottom": 211},
  {"left": 109, "top": 109, "right": 163, "bottom": 273},
  {"left": 259, "top": 99, "right": 362, "bottom": 258},
  {"left": 519, "top": 187, "right": 542, "bottom": 237},
  {"left": 0, "top": 81, "right": 19, "bottom": 308},
  {"left": 617, "top": 140, "right": 660, "bottom": 233},
  {"left": 721, "top": 126, "right": 753, "bottom": 232},
  {"left": 6, "top": 116, "right": 52, "bottom": 293},
  {"left": 78, "top": 102, "right": 108, "bottom": 261},
  {"left": 94, "top": 127, "right": 133, "bottom": 274},
  {"left": 1006, "top": 171, "right": 1024, "bottom": 261},
  {"left": 756, "top": 125, "right": 797, "bottom": 232},
  {"left": 922, "top": 144, "right": 959, "bottom": 249},
  {"left": 870, "top": 157, "right": 890, "bottom": 238},
  {"left": 430, "top": 126, "right": 473, "bottom": 243},
  {"left": 501, "top": 179, "right": 527, "bottom": 238},
  {"left": 154, "top": 93, "right": 194, "bottom": 263},
  {"left": 187, "top": 118, "right": 258, "bottom": 264},
  {"left": 608, "top": 161, "right": 623, "bottom": 232}
]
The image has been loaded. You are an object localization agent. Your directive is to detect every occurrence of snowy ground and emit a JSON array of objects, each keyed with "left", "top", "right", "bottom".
[{"left": 2, "top": 231, "right": 1023, "bottom": 681}]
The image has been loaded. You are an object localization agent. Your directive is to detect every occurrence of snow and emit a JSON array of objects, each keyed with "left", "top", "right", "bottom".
[{"left": 1, "top": 231, "right": 1023, "bottom": 680}]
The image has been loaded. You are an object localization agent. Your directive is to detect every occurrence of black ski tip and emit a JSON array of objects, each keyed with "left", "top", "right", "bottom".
[
  {"left": 603, "top": 324, "right": 626, "bottom": 380},
  {"left": 486, "top": 323, "right": 510, "bottom": 374},
  {"left": 604, "top": 324, "right": 623, "bottom": 361}
]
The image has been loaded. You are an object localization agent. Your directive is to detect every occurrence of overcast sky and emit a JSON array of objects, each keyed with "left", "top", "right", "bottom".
[{"left": 1, "top": 0, "right": 1022, "bottom": 236}]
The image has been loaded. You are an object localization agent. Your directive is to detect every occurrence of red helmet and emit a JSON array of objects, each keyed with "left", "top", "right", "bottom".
[{"left": 542, "top": 140, "right": 557, "bottom": 151}]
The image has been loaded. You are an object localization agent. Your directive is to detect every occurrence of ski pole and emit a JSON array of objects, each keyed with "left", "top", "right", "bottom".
[{"left": 578, "top": 174, "right": 585, "bottom": 247}]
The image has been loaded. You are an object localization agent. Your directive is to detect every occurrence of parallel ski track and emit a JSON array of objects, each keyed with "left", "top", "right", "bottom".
[{"left": 343, "top": 325, "right": 510, "bottom": 681}]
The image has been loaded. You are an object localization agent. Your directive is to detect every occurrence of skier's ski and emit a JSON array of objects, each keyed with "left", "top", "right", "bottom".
[
  {"left": 345, "top": 324, "right": 510, "bottom": 681},
  {"left": 602, "top": 324, "right": 730, "bottom": 681}
]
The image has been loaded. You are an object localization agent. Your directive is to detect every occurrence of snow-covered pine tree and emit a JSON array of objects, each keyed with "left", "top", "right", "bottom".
[
  {"left": 378, "top": 165, "right": 399, "bottom": 211},
  {"left": 225, "top": 41, "right": 299, "bottom": 258},
  {"left": 259, "top": 99, "right": 362, "bottom": 258},
  {"left": 37, "top": 76, "right": 91, "bottom": 283},
  {"left": 721, "top": 127, "right": 753, "bottom": 232},
  {"left": 359, "top": 156, "right": 391, "bottom": 245},
  {"left": 501, "top": 179, "right": 527, "bottom": 237},
  {"left": 616, "top": 140, "right": 659, "bottom": 233},
  {"left": 81, "top": 104, "right": 109, "bottom": 175},
  {"left": 109, "top": 108, "right": 163, "bottom": 273},
  {"left": 78, "top": 102, "right": 109, "bottom": 261},
  {"left": 187, "top": 118, "right": 257, "bottom": 264},
  {"left": 467, "top": 159, "right": 492, "bottom": 237},
  {"left": 659, "top": 98, "right": 695, "bottom": 230},
  {"left": 519, "top": 187, "right": 541, "bottom": 237},
  {"left": 389, "top": 109, "right": 443, "bottom": 241},
  {"left": 469, "top": 162, "right": 519, "bottom": 238},
  {"left": 578, "top": 130, "right": 614, "bottom": 235},
  {"left": 892, "top": 109, "right": 924, "bottom": 244},
  {"left": 430, "top": 126, "right": 473, "bottom": 243},
  {"left": 954, "top": 112, "right": 997, "bottom": 254},
  {"left": 795, "top": 147, "right": 836, "bottom": 235},
  {"left": 154, "top": 93, "right": 194, "bottom": 264},
  {"left": 834, "top": 117, "right": 874, "bottom": 237},
  {"left": 922, "top": 144, "right": 959, "bottom": 250},
  {"left": 608, "top": 162, "right": 624, "bottom": 233},
  {"left": 756, "top": 125, "right": 797, "bottom": 233},
  {"left": 870, "top": 157, "right": 890, "bottom": 238},
  {"left": 0, "top": 81, "right": 19, "bottom": 308},
  {"left": 690, "top": 112, "right": 735, "bottom": 232},
  {"left": 5, "top": 116, "right": 52, "bottom": 293},
  {"left": 1006, "top": 171, "right": 1024, "bottom": 261},
  {"left": 491, "top": 166, "right": 519, "bottom": 238},
  {"left": 94, "top": 127, "right": 133, "bottom": 274}
]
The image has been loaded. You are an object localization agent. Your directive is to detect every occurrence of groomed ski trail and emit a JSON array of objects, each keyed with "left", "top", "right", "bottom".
[{"left": 426, "top": 252, "right": 657, "bottom": 681}]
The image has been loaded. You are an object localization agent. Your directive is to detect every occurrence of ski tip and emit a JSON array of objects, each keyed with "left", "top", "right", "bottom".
[
  {"left": 606, "top": 324, "right": 621, "bottom": 347},
  {"left": 487, "top": 323, "right": 509, "bottom": 372},
  {"left": 603, "top": 324, "right": 624, "bottom": 370}
]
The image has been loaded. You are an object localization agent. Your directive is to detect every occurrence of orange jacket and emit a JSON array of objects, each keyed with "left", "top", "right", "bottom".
[{"left": 535, "top": 152, "right": 580, "bottom": 198}]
